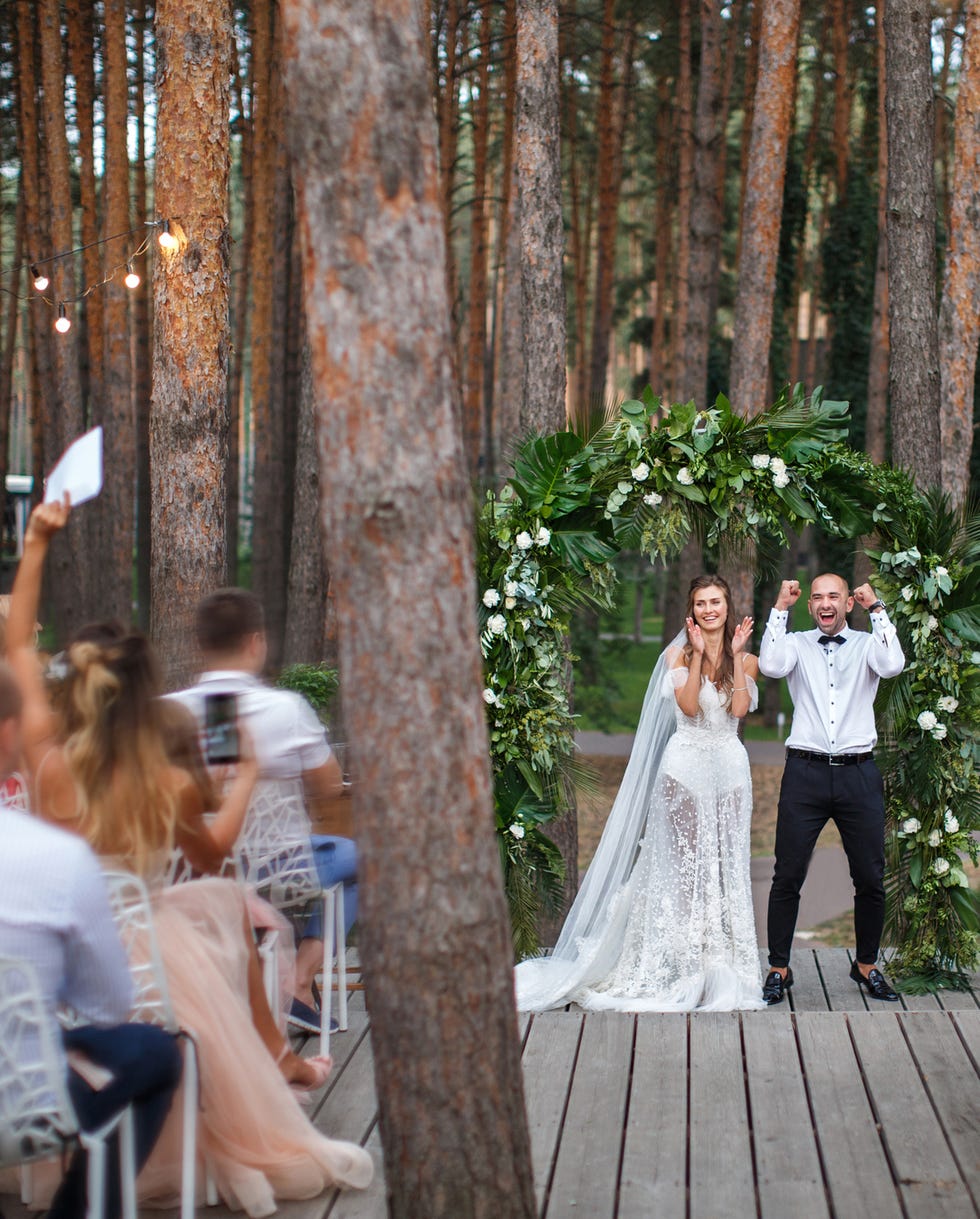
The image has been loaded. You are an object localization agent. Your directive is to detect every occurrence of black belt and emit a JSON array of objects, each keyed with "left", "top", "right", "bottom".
[{"left": 787, "top": 748, "right": 873, "bottom": 767}]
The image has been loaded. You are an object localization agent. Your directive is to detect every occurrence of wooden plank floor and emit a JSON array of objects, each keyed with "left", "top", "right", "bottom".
[{"left": 2, "top": 950, "right": 977, "bottom": 1218}]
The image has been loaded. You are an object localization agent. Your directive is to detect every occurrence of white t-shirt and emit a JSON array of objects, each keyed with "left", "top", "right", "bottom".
[{"left": 167, "top": 670, "right": 333, "bottom": 781}]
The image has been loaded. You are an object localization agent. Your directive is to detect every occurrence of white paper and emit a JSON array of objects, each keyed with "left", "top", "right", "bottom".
[{"left": 44, "top": 426, "right": 103, "bottom": 506}]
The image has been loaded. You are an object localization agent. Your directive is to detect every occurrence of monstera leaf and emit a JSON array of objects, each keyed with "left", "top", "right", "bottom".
[{"left": 509, "top": 432, "right": 596, "bottom": 519}]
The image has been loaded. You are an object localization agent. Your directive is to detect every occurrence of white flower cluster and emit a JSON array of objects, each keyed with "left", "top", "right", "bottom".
[
  {"left": 770, "top": 456, "right": 790, "bottom": 489},
  {"left": 932, "top": 857, "right": 950, "bottom": 877},
  {"left": 509, "top": 823, "right": 525, "bottom": 840},
  {"left": 514, "top": 525, "right": 551, "bottom": 551},
  {"left": 676, "top": 467, "right": 694, "bottom": 486},
  {"left": 631, "top": 462, "right": 650, "bottom": 482},
  {"left": 916, "top": 709, "right": 948, "bottom": 740},
  {"left": 901, "top": 817, "right": 921, "bottom": 835}
]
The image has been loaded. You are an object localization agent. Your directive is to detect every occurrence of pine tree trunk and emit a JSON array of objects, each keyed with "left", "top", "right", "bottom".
[
  {"left": 865, "top": 0, "right": 889, "bottom": 465},
  {"left": 65, "top": 0, "right": 101, "bottom": 421},
  {"left": 938, "top": 0, "right": 980, "bottom": 508},
  {"left": 672, "top": 0, "right": 694, "bottom": 400},
  {"left": 283, "top": 338, "right": 327, "bottom": 665},
  {"left": 649, "top": 78, "right": 673, "bottom": 397},
  {"left": 150, "top": 0, "right": 232, "bottom": 686},
  {"left": 462, "top": 0, "right": 491, "bottom": 477},
  {"left": 101, "top": 0, "right": 136, "bottom": 624},
  {"left": 435, "top": 0, "right": 461, "bottom": 343},
  {"left": 0, "top": 195, "right": 23, "bottom": 503},
  {"left": 279, "top": 3, "right": 537, "bottom": 1214},
  {"left": 883, "top": 0, "right": 941, "bottom": 490},
  {"left": 677, "top": 0, "right": 726, "bottom": 406},
  {"left": 38, "top": 0, "right": 88, "bottom": 636},
  {"left": 517, "top": 0, "right": 567, "bottom": 435},
  {"left": 132, "top": 0, "right": 153, "bottom": 630},
  {"left": 729, "top": 0, "right": 801, "bottom": 414}
]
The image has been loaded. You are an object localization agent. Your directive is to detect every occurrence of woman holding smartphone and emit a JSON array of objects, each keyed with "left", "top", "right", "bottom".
[{"left": 6, "top": 498, "right": 373, "bottom": 1215}]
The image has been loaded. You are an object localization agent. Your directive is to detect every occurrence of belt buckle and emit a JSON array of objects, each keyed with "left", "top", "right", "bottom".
[{"left": 828, "top": 755, "right": 845, "bottom": 767}]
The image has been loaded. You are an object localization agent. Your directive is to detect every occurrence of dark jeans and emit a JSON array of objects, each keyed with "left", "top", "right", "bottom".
[
  {"left": 49, "top": 1023, "right": 182, "bottom": 1219},
  {"left": 767, "top": 755, "right": 886, "bottom": 969}
]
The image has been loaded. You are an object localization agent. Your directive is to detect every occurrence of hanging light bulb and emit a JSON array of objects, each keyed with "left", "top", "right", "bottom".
[
  {"left": 124, "top": 262, "right": 141, "bottom": 289},
  {"left": 31, "top": 264, "right": 49, "bottom": 293},
  {"left": 54, "top": 302, "right": 71, "bottom": 334},
  {"left": 157, "top": 220, "right": 179, "bottom": 250}
]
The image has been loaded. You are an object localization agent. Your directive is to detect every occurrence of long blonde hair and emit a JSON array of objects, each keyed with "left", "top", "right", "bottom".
[{"left": 58, "top": 629, "right": 177, "bottom": 874}]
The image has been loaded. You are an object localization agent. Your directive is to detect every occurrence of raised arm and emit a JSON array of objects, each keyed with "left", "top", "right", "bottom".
[
  {"left": 758, "top": 579, "right": 802, "bottom": 679},
  {"left": 673, "top": 624, "right": 704, "bottom": 718},
  {"left": 851, "top": 583, "right": 905, "bottom": 678},
  {"left": 729, "top": 618, "right": 758, "bottom": 719}
]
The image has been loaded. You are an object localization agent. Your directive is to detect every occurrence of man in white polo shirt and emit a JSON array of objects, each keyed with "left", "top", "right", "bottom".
[
  {"left": 759, "top": 573, "right": 905, "bottom": 1005},
  {"left": 169, "top": 589, "right": 357, "bottom": 1034}
]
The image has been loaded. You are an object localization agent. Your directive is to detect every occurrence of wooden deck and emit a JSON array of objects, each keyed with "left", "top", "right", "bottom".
[
  {"left": 4, "top": 949, "right": 978, "bottom": 1218},
  {"left": 280, "top": 948, "right": 980, "bottom": 1219}
]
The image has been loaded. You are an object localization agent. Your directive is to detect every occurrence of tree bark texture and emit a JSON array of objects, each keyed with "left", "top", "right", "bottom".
[
  {"left": 729, "top": 0, "right": 801, "bottom": 414},
  {"left": 132, "top": 1, "right": 153, "bottom": 630},
  {"left": 883, "top": 0, "right": 941, "bottom": 490},
  {"left": 101, "top": 0, "right": 136, "bottom": 624},
  {"left": 938, "top": 0, "right": 980, "bottom": 507},
  {"left": 150, "top": 0, "right": 232, "bottom": 686},
  {"left": 671, "top": 0, "right": 693, "bottom": 401},
  {"left": 677, "top": 0, "right": 726, "bottom": 406},
  {"left": 463, "top": 0, "right": 491, "bottom": 477},
  {"left": 279, "top": 4, "right": 536, "bottom": 1216},
  {"left": 517, "top": 0, "right": 567, "bottom": 435},
  {"left": 283, "top": 339, "right": 326, "bottom": 665},
  {"left": 865, "top": 0, "right": 889, "bottom": 465},
  {"left": 38, "top": 0, "right": 89, "bottom": 636}
]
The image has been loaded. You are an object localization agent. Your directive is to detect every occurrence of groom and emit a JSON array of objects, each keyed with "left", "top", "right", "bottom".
[{"left": 758, "top": 573, "right": 905, "bottom": 1004}]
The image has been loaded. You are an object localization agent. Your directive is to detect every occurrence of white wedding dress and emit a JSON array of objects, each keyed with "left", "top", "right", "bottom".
[{"left": 516, "top": 640, "right": 763, "bottom": 1013}]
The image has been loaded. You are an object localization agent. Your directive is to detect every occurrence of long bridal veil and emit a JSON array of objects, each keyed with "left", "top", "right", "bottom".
[{"left": 514, "top": 630, "right": 686, "bottom": 1012}]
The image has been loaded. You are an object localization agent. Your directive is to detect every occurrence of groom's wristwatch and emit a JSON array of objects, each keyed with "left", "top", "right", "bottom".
[{"left": 868, "top": 599, "right": 885, "bottom": 612}]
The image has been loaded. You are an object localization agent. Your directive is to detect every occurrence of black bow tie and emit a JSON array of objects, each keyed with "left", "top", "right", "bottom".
[{"left": 818, "top": 634, "right": 846, "bottom": 646}]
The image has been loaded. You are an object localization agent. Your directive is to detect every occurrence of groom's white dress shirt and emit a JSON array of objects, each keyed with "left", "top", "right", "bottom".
[{"left": 759, "top": 608, "right": 905, "bottom": 754}]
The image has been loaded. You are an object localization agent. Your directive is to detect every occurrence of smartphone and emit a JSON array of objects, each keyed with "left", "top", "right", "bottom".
[{"left": 203, "top": 691, "right": 240, "bottom": 764}]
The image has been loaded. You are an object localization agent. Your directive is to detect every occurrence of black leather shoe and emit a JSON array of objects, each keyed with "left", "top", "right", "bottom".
[
  {"left": 850, "top": 961, "right": 899, "bottom": 1001},
  {"left": 762, "top": 968, "right": 793, "bottom": 1005}
]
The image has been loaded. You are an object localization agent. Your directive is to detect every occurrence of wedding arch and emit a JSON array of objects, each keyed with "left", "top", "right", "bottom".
[{"left": 477, "top": 386, "right": 980, "bottom": 992}]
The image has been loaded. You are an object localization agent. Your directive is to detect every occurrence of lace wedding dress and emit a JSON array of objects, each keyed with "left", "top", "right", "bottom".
[{"left": 516, "top": 640, "right": 763, "bottom": 1013}]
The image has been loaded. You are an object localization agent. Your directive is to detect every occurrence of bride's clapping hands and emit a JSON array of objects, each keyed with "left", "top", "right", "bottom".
[
  {"left": 732, "top": 616, "right": 754, "bottom": 654},
  {"left": 685, "top": 616, "right": 705, "bottom": 653}
]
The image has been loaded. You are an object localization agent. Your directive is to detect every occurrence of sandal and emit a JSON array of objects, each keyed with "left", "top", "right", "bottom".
[{"left": 289, "top": 1054, "right": 333, "bottom": 1096}]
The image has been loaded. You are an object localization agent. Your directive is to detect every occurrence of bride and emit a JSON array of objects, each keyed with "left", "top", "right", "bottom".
[{"left": 516, "top": 575, "right": 764, "bottom": 1012}]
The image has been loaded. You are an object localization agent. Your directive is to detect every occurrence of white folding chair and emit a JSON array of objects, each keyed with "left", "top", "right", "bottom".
[
  {"left": 0, "top": 954, "right": 137, "bottom": 1219},
  {"left": 100, "top": 870, "right": 209, "bottom": 1219},
  {"left": 236, "top": 779, "right": 349, "bottom": 1055}
]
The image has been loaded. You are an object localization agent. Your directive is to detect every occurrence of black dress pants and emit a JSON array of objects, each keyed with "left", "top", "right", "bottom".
[{"left": 767, "top": 754, "right": 886, "bottom": 968}]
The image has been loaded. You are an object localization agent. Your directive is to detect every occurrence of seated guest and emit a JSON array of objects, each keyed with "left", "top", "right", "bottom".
[
  {"left": 0, "top": 661, "right": 182, "bottom": 1219},
  {"left": 6, "top": 499, "right": 373, "bottom": 1217},
  {"left": 169, "top": 588, "right": 358, "bottom": 1035}
]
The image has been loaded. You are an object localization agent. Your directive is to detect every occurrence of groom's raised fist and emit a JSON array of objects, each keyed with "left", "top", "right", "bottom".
[{"left": 776, "top": 580, "right": 801, "bottom": 610}]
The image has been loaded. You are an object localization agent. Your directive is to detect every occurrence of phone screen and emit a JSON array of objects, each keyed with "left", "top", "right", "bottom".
[{"left": 203, "top": 691, "right": 240, "bottom": 764}]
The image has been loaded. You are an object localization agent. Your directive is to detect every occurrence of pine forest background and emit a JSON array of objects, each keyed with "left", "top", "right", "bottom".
[{"left": 0, "top": 0, "right": 977, "bottom": 683}]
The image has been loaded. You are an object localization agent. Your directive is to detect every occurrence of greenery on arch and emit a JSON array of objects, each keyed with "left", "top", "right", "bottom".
[{"left": 477, "top": 387, "right": 980, "bottom": 990}]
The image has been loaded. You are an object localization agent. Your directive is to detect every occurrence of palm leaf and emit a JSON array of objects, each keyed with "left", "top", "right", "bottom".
[{"left": 509, "top": 432, "right": 594, "bottom": 517}]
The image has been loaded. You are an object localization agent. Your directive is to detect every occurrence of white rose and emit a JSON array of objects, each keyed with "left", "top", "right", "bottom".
[
  {"left": 926, "top": 615, "right": 938, "bottom": 631},
  {"left": 534, "top": 526, "right": 551, "bottom": 547},
  {"left": 504, "top": 581, "right": 518, "bottom": 598},
  {"left": 944, "top": 811, "right": 959, "bottom": 834},
  {"left": 509, "top": 823, "right": 526, "bottom": 840},
  {"left": 972, "top": 652, "right": 980, "bottom": 664},
  {"left": 504, "top": 596, "right": 517, "bottom": 609},
  {"left": 515, "top": 531, "right": 533, "bottom": 550},
  {"left": 487, "top": 613, "right": 507, "bottom": 636},
  {"left": 901, "top": 818, "right": 921, "bottom": 835},
  {"left": 772, "top": 472, "right": 790, "bottom": 489},
  {"left": 482, "top": 688, "right": 497, "bottom": 705},
  {"left": 676, "top": 467, "right": 694, "bottom": 486},
  {"left": 937, "top": 696, "right": 959, "bottom": 713},
  {"left": 928, "top": 828, "right": 942, "bottom": 847},
  {"left": 934, "top": 566, "right": 948, "bottom": 577},
  {"left": 642, "top": 491, "right": 663, "bottom": 507},
  {"left": 932, "top": 857, "right": 950, "bottom": 876},
  {"left": 770, "top": 456, "right": 787, "bottom": 476},
  {"left": 917, "top": 710, "right": 938, "bottom": 731},
  {"left": 901, "top": 585, "right": 915, "bottom": 601},
  {"left": 482, "top": 588, "right": 500, "bottom": 607},
  {"left": 752, "top": 454, "right": 771, "bottom": 470},
  {"left": 932, "top": 724, "right": 948, "bottom": 741},
  {"left": 631, "top": 462, "right": 650, "bottom": 482}
]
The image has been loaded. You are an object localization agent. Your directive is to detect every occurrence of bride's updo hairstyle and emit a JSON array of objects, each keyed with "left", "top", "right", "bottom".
[
  {"left": 57, "top": 622, "right": 177, "bottom": 873},
  {"left": 682, "top": 574, "right": 738, "bottom": 699}
]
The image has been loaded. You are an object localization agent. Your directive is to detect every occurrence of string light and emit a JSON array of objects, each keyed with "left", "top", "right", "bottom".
[
  {"left": 157, "top": 220, "right": 179, "bottom": 250},
  {"left": 124, "top": 262, "right": 140, "bottom": 290},
  {"left": 30, "top": 264, "right": 49, "bottom": 292},
  {"left": 54, "top": 302, "right": 71, "bottom": 334}
]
